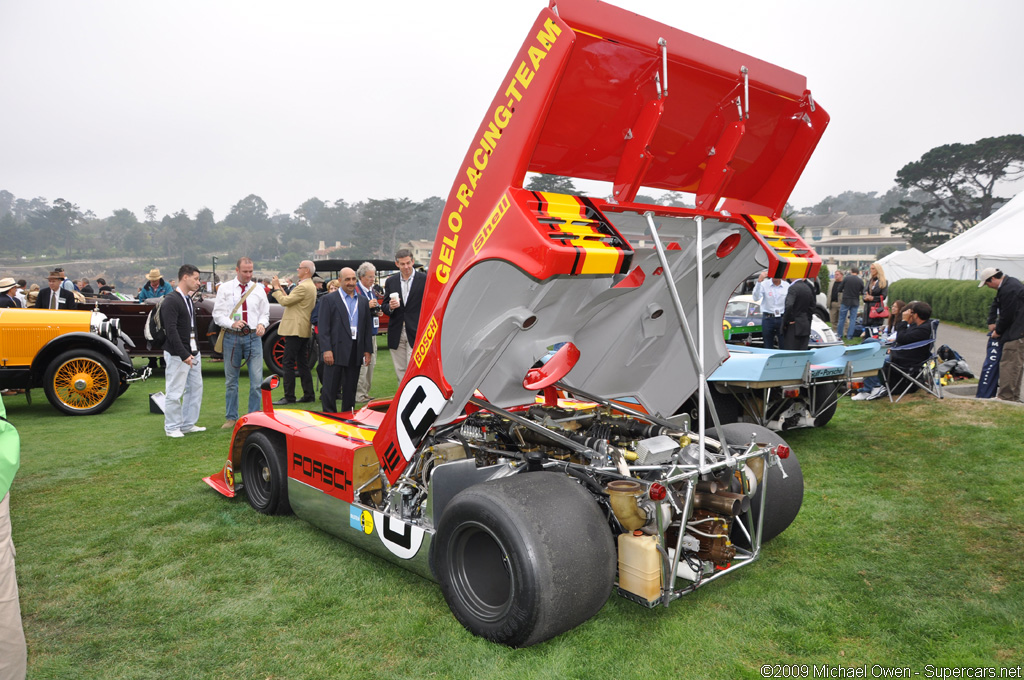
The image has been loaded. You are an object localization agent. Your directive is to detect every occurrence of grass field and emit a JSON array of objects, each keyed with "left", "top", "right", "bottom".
[{"left": 6, "top": 353, "right": 1023, "bottom": 679}]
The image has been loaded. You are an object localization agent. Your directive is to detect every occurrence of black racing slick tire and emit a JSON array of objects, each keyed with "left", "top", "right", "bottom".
[
  {"left": 708, "top": 423, "right": 803, "bottom": 547},
  {"left": 241, "top": 432, "right": 291, "bottom": 515},
  {"left": 432, "top": 472, "right": 616, "bottom": 647},
  {"left": 43, "top": 349, "right": 120, "bottom": 416}
]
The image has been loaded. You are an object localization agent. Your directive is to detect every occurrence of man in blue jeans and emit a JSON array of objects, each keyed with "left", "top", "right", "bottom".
[
  {"left": 837, "top": 265, "right": 864, "bottom": 339},
  {"left": 213, "top": 257, "right": 270, "bottom": 430},
  {"left": 752, "top": 271, "right": 789, "bottom": 349}
]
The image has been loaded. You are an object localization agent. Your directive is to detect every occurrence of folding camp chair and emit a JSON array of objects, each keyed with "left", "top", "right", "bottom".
[{"left": 884, "top": 318, "right": 943, "bottom": 402}]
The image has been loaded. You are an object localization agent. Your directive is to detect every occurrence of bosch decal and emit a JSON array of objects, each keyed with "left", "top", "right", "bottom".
[{"left": 412, "top": 315, "right": 438, "bottom": 369}]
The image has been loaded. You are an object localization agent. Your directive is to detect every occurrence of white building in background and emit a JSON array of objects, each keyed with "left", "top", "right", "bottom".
[
  {"left": 398, "top": 239, "right": 434, "bottom": 266},
  {"left": 792, "top": 212, "right": 908, "bottom": 270}
]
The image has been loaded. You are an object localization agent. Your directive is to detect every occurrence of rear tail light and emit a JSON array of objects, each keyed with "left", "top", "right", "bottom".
[{"left": 775, "top": 444, "right": 790, "bottom": 459}]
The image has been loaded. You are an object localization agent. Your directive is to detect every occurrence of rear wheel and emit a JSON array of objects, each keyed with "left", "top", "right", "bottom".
[
  {"left": 707, "top": 423, "right": 803, "bottom": 547},
  {"left": 43, "top": 349, "right": 120, "bottom": 415},
  {"left": 263, "top": 328, "right": 318, "bottom": 375},
  {"left": 811, "top": 383, "right": 839, "bottom": 428},
  {"left": 241, "top": 432, "right": 291, "bottom": 515},
  {"left": 432, "top": 472, "right": 615, "bottom": 647}
]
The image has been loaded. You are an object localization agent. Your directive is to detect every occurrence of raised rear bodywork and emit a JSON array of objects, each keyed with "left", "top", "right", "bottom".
[{"left": 205, "top": 0, "right": 829, "bottom": 646}]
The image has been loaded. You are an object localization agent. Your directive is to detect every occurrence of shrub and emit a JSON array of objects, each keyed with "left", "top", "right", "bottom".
[{"left": 889, "top": 278, "right": 995, "bottom": 328}]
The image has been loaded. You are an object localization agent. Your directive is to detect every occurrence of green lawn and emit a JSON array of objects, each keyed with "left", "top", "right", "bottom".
[{"left": 6, "top": 355, "right": 1023, "bottom": 679}]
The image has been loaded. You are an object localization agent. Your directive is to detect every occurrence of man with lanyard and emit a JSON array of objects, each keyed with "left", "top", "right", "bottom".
[
  {"left": 0, "top": 395, "right": 26, "bottom": 679},
  {"left": 752, "top": 270, "right": 789, "bottom": 350},
  {"left": 383, "top": 248, "right": 427, "bottom": 379},
  {"left": 319, "top": 268, "right": 373, "bottom": 413},
  {"left": 355, "top": 262, "right": 382, "bottom": 403},
  {"left": 213, "top": 257, "right": 269, "bottom": 430},
  {"left": 160, "top": 265, "right": 205, "bottom": 438}
]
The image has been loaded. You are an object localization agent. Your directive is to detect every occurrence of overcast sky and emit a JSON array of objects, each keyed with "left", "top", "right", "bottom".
[{"left": 2, "top": 0, "right": 1022, "bottom": 221}]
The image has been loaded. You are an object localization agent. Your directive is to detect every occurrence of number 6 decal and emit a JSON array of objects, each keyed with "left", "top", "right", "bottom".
[{"left": 395, "top": 376, "right": 445, "bottom": 461}]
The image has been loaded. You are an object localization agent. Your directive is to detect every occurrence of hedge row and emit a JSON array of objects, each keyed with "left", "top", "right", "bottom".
[{"left": 888, "top": 278, "right": 995, "bottom": 329}]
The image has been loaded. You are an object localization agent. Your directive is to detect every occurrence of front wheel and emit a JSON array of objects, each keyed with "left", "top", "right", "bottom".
[
  {"left": 43, "top": 349, "right": 120, "bottom": 415},
  {"left": 432, "top": 472, "right": 615, "bottom": 647},
  {"left": 241, "top": 432, "right": 291, "bottom": 515}
]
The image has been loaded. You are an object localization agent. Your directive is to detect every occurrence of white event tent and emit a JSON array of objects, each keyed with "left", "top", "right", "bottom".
[{"left": 878, "top": 191, "right": 1024, "bottom": 283}]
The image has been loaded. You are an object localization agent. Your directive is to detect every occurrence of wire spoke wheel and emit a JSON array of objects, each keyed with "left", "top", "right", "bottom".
[
  {"left": 53, "top": 357, "right": 111, "bottom": 409},
  {"left": 44, "top": 349, "right": 120, "bottom": 416}
]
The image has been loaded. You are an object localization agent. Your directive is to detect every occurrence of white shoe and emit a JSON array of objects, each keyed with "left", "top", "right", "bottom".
[
  {"left": 182, "top": 426, "right": 207, "bottom": 433},
  {"left": 867, "top": 386, "right": 887, "bottom": 400},
  {"left": 166, "top": 430, "right": 185, "bottom": 438},
  {"left": 850, "top": 392, "right": 869, "bottom": 401}
]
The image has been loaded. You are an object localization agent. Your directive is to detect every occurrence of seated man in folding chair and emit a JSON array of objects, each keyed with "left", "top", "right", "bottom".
[{"left": 852, "top": 301, "right": 934, "bottom": 401}]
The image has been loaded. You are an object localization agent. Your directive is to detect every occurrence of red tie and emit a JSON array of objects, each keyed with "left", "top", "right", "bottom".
[{"left": 241, "top": 284, "right": 248, "bottom": 325}]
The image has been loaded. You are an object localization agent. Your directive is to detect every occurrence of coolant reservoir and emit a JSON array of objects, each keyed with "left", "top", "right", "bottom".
[{"left": 617, "top": 531, "right": 662, "bottom": 602}]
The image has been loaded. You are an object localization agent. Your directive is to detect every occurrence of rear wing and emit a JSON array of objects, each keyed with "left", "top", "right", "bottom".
[{"left": 373, "top": 0, "right": 828, "bottom": 482}]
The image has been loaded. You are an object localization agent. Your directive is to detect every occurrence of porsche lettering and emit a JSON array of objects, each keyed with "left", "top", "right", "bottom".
[{"left": 292, "top": 453, "right": 351, "bottom": 493}]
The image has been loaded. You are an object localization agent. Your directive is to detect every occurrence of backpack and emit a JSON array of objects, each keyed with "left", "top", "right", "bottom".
[{"left": 144, "top": 297, "right": 168, "bottom": 345}]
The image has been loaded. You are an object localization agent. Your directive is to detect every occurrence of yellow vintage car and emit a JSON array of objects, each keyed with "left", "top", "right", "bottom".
[{"left": 0, "top": 308, "right": 147, "bottom": 415}]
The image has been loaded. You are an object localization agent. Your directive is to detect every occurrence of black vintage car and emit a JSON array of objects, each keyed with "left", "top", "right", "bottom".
[{"left": 83, "top": 259, "right": 395, "bottom": 374}]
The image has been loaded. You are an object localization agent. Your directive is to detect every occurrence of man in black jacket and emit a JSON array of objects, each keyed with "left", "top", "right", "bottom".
[
  {"left": 828, "top": 270, "right": 844, "bottom": 325},
  {"left": 852, "top": 300, "right": 934, "bottom": 401},
  {"left": 981, "top": 267, "right": 1024, "bottom": 401},
  {"left": 159, "top": 265, "right": 206, "bottom": 437},
  {"left": 383, "top": 248, "right": 427, "bottom": 380},
  {"left": 837, "top": 266, "right": 864, "bottom": 339},
  {"left": 782, "top": 278, "right": 815, "bottom": 350},
  {"left": 35, "top": 271, "right": 76, "bottom": 309},
  {"left": 319, "top": 268, "right": 373, "bottom": 413}
]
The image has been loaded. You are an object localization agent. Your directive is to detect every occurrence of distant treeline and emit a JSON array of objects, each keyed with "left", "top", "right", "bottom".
[{"left": 0, "top": 190, "right": 444, "bottom": 265}]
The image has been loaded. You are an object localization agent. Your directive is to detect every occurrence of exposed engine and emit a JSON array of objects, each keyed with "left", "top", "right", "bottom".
[{"left": 384, "top": 398, "right": 783, "bottom": 605}]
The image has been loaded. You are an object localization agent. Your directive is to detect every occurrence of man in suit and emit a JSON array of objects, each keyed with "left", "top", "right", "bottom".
[
  {"left": 781, "top": 278, "right": 815, "bottom": 351},
  {"left": 319, "top": 268, "right": 373, "bottom": 413},
  {"left": 383, "top": 248, "right": 427, "bottom": 380},
  {"left": 981, "top": 267, "right": 1024, "bottom": 402},
  {"left": 355, "top": 262, "right": 382, "bottom": 402},
  {"left": 35, "top": 271, "right": 77, "bottom": 309},
  {"left": 160, "top": 264, "right": 206, "bottom": 438},
  {"left": 270, "top": 260, "right": 318, "bottom": 404},
  {"left": 0, "top": 279, "right": 22, "bottom": 308}
]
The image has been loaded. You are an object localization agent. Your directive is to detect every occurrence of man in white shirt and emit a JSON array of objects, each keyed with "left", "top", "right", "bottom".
[
  {"left": 355, "top": 262, "right": 382, "bottom": 403},
  {"left": 752, "top": 271, "right": 790, "bottom": 350},
  {"left": 383, "top": 249, "right": 427, "bottom": 380},
  {"left": 213, "top": 257, "right": 270, "bottom": 429}
]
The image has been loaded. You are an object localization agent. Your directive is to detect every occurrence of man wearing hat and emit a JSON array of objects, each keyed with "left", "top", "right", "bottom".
[
  {"left": 981, "top": 267, "right": 1024, "bottom": 402},
  {"left": 138, "top": 268, "right": 173, "bottom": 301},
  {"left": 0, "top": 279, "right": 21, "bottom": 308},
  {"left": 54, "top": 266, "right": 76, "bottom": 293},
  {"left": 35, "top": 271, "right": 76, "bottom": 309}
]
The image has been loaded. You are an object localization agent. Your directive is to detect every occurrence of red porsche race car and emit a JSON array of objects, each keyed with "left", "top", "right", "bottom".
[{"left": 205, "top": 0, "right": 828, "bottom": 647}]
